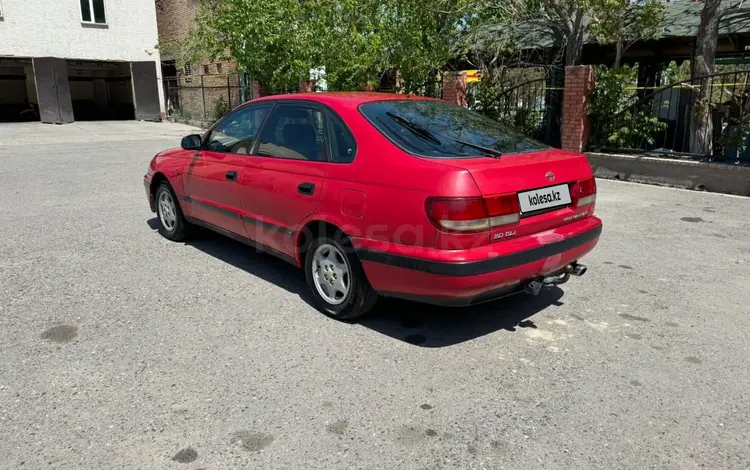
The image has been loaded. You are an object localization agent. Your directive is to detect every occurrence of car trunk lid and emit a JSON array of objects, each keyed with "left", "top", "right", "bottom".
[{"left": 428, "top": 149, "right": 597, "bottom": 245}]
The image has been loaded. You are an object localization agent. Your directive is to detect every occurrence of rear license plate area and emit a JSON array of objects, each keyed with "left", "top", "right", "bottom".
[{"left": 518, "top": 184, "right": 572, "bottom": 214}]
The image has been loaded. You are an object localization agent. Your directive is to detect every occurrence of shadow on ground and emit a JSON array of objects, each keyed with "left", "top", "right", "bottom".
[
  {"left": 168, "top": 221, "right": 315, "bottom": 304},
  {"left": 148, "top": 218, "right": 563, "bottom": 348},
  {"left": 361, "top": 289, "right": 563, "bottom": 348}
]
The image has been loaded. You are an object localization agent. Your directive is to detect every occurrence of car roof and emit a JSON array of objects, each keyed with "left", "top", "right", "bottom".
[{"left": 249, "top": 92, "right": 440, "bottom": 106}]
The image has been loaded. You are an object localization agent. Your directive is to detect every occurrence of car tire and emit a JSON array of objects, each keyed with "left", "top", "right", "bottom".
[
  {"left": 155, "top": 182, "right": 192, "bottom": 242},
  {"left": 304, "top": 233, "right": 378, "bottom": 321}
]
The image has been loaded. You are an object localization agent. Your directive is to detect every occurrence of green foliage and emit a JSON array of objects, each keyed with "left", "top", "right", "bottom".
[
  {"left": 662, "top": 60, "right": 691, "bottom": 85},
  {"left": 184, "top": 0, "right": 318, "bottom": 93},
  {"left": 588, "top": 0, "right": 666, "bottom": 66},
  {"left": 212, "top": 96, "right": 231, "bottom": 121},
  {"left": 184, "top": 0, "right": 466, "bottom": 94},
  {"left": 588, "top": 65, "right": 667, "bottom": 149},
  {"left": 605, "top": 109, "right": 667, "bottom": 148},
  {"left": 503, "top": 108, "right": 545, "bottom": 138}
]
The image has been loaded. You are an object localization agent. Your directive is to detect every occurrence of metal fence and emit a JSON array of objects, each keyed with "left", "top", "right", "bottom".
[
  {"left": 592, "top": 70, "right": 750, "bottom": 164},
  {"left": 467, "top": 76, "right": 563, "bottom": 148},
  {"left": 163, "top": 73, "right": 254, "bottom": 122}
]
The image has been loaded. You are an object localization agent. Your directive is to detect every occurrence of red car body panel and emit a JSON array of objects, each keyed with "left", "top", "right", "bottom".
[
  {"left": 145, "top": 92, "right": 602, "bottom": 305},
  {"left": 239, "top": 156, "right": 326, "bottom": 256},
  {"left": 182, "top": 150, "right": 250, "bottom": 236},
  {"left": 353, "top": 217, "right": 601, "bottom": 305}
]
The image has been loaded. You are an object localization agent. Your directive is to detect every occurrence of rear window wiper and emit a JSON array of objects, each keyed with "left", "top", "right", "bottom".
[
  {"left": 385, "top": 111, "right": 502, "bottom": 159},
  {"left": 386, "top": 112, "right": 442, "bottom": 145},
  {"left": 451, "top": 138, "right": 502, "bottom": 159}
]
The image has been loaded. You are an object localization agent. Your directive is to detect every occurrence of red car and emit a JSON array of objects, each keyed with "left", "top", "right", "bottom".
[{"left": 144, "top": 93, "right": 601, "bottom": 320}]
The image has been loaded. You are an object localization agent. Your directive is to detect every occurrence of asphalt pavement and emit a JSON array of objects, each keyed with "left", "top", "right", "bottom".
[{"left": 1, "top": 122, "right": 749, "bottom": 469}]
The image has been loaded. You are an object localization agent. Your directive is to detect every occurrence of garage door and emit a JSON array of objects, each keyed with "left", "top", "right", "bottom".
[
  {"left": 33, "top": 57, "right": 74, "bottom": 124},
  {"left": 131, "top": 62, "right": 162, "bottom": 121}
]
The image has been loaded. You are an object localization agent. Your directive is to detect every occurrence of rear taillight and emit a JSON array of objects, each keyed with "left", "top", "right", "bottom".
[
  {"left": 484, "top": 194, "right": 521, "bottom": 226},
  {"left": 573, "top": 177, "right": 597, "bottom": 207},
  {"left": 425, "top": 197, "right": 488, "bottom": 232},
  {"left": 425, "top": 195, "right": 520, "bottom": 233}
]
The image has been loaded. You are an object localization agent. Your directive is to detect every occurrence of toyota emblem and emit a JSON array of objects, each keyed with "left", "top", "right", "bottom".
[{"left": 545, "top": 171, "right": 555, "bottom": 182}]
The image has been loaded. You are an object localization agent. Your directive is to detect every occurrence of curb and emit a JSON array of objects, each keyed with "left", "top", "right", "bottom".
[{"left": 586, "top": 152, "right": 750, "bottom": 197}]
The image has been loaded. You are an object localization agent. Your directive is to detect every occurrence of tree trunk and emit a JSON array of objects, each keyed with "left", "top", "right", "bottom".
[
  {"left": 689, "top": 0, "right": 721, "bottom": 155},
  {"left": 614, "top": 37, "right": 624, "bottom": 69},
  {"left": 564, "top": 10, "right": 585, "bottom": 66}
]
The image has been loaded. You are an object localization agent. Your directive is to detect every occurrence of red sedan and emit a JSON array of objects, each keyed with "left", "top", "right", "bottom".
[{"left": 144, "top": 93, "right": 602, "bottom": 320}]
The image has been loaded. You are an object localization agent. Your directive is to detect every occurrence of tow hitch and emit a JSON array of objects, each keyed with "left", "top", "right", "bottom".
[{"left": 524, "top": 262, "right": 587, "bottom": 296}]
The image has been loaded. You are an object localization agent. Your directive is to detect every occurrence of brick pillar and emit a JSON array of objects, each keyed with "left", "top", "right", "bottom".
[
  {"left": 251, "top": 81, "right": 270, "bottom": 99},
  {"left": 561, "top": 65, "right": 596, "bottom": 153},
  {"left": 442, "top": 72, "right": 467, "bottom": 107},
  {"left": 299, "top": 80, "right": 316, "bottom": 93}
]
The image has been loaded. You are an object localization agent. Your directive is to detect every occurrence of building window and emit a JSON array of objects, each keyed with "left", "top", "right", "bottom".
[
  {"left": 80, "top": 0, "right": 106, "bottom": 24},
  {"left": 203, "top": 64, "right": 210, "bottom": 75},
  {"left": 183, "top": 64, "right": 192, "bottom": 76},
  {"left": 217, "top": 63, "right": 223, "bottom": 74}
]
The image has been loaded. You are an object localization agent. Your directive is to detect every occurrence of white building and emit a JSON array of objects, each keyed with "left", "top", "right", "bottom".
[{"left": 0, "top": 0, "right": 165, "bottom": 123}]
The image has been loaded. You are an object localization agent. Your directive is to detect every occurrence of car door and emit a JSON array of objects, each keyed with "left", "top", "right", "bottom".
[
  {"left": 182, "top": 102, "right": 273, "bottom": 236},
  {"left": 238, "top": 102, "right": 329, "bottom": 257}
]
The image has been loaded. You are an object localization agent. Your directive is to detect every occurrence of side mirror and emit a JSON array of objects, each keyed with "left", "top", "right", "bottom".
[{"left": 181, "top": 134, "right": 202, "bottom": 150}]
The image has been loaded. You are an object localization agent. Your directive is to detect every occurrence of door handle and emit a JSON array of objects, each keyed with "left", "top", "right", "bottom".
[
  {"left": 225, "top": 170, "right": 238, "bottom": 182},
  {"left": 297, "top": 182, "right": 315, "bottom": 195}
]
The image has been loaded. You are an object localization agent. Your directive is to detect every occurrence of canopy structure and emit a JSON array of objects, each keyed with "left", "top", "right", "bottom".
[{"left": 456, "top": 1, "right": 750, "bottom": 70}]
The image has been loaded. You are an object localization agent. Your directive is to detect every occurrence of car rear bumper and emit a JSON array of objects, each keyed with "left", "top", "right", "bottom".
[{"left": 353, "top": 217, "right": 602, "bottom": 306}]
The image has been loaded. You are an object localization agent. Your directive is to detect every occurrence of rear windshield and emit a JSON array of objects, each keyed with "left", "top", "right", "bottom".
[{"left": 359, "top": 100, "right": 549, "bottom": 158}]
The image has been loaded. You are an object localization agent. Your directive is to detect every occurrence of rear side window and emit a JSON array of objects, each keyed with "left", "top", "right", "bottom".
[
  {"left": 326, "top": 110, "right": 356, "bottom": 163},
  {"left": 359, "top": 100, "right": 548, "bottom": 158},
  {"left": 256, "top": 105, "right": 327, "bottom": 161}
]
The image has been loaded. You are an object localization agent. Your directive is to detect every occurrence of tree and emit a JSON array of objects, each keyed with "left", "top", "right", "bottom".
[
  {"left": 181, "top": 0, "right": 467, "bottom": 94},
  {"left": 588, "top": 0, "right": 666, "bottom": 68},
  {"left": 689, "top": 0, "right": 750, "bottom": 155},
  {"left": 385, "top": 0, "right": 472, "bottom": 94},
  {"left": 462, "top": 0, "right": 665, "bottom": 68},
  {"left": 183, "top": 0, "right": 324, "bottom": 93}
]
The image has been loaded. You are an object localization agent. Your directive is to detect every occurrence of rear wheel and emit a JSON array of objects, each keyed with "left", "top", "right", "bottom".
[
  {"left": 304, "top": 234, "right": 378, "bottom": 320},
  {"left": 155, "top": 182, "right": 192, "bottom": 241}
]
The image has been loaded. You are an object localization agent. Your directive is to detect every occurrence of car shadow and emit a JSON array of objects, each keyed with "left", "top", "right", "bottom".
[
  {"left": 361, "top": 288, "right": 563, "bottom": 348},
  {"left": 146, "top": 217, "right": 563, "bottom": 348},
  {"left": 146, "top": 217, "right": 314, "bottom": 304}
]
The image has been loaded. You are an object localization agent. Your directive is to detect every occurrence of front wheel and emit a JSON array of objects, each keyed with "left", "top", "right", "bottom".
[
  {"left": 304, "top": 235, "right": 378, "bottom": 320},
  {"left": 155, "top": 182, "right": 192, "bottom": 242}
]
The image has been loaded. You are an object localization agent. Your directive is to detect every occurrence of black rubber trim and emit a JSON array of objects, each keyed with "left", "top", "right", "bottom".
[
  {"left": 357, "top": 224, "right": 602, "bottom": 277},
  {"left": 185, "top": 216, "right": 298, "bottom": 266},
  {"left": 245, "top": 217, "right": 293, "bottom": 235},
  {"left": 381, "top": 283, "right": 525, "bottom": 307},
  {"left": 181, "top": 196, "right": 294, "bottom": 236}
]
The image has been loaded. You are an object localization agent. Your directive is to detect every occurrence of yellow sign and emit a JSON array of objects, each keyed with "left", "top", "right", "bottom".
[{"left": 465, "top": 69, "right": 481, "bottom": 83}]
